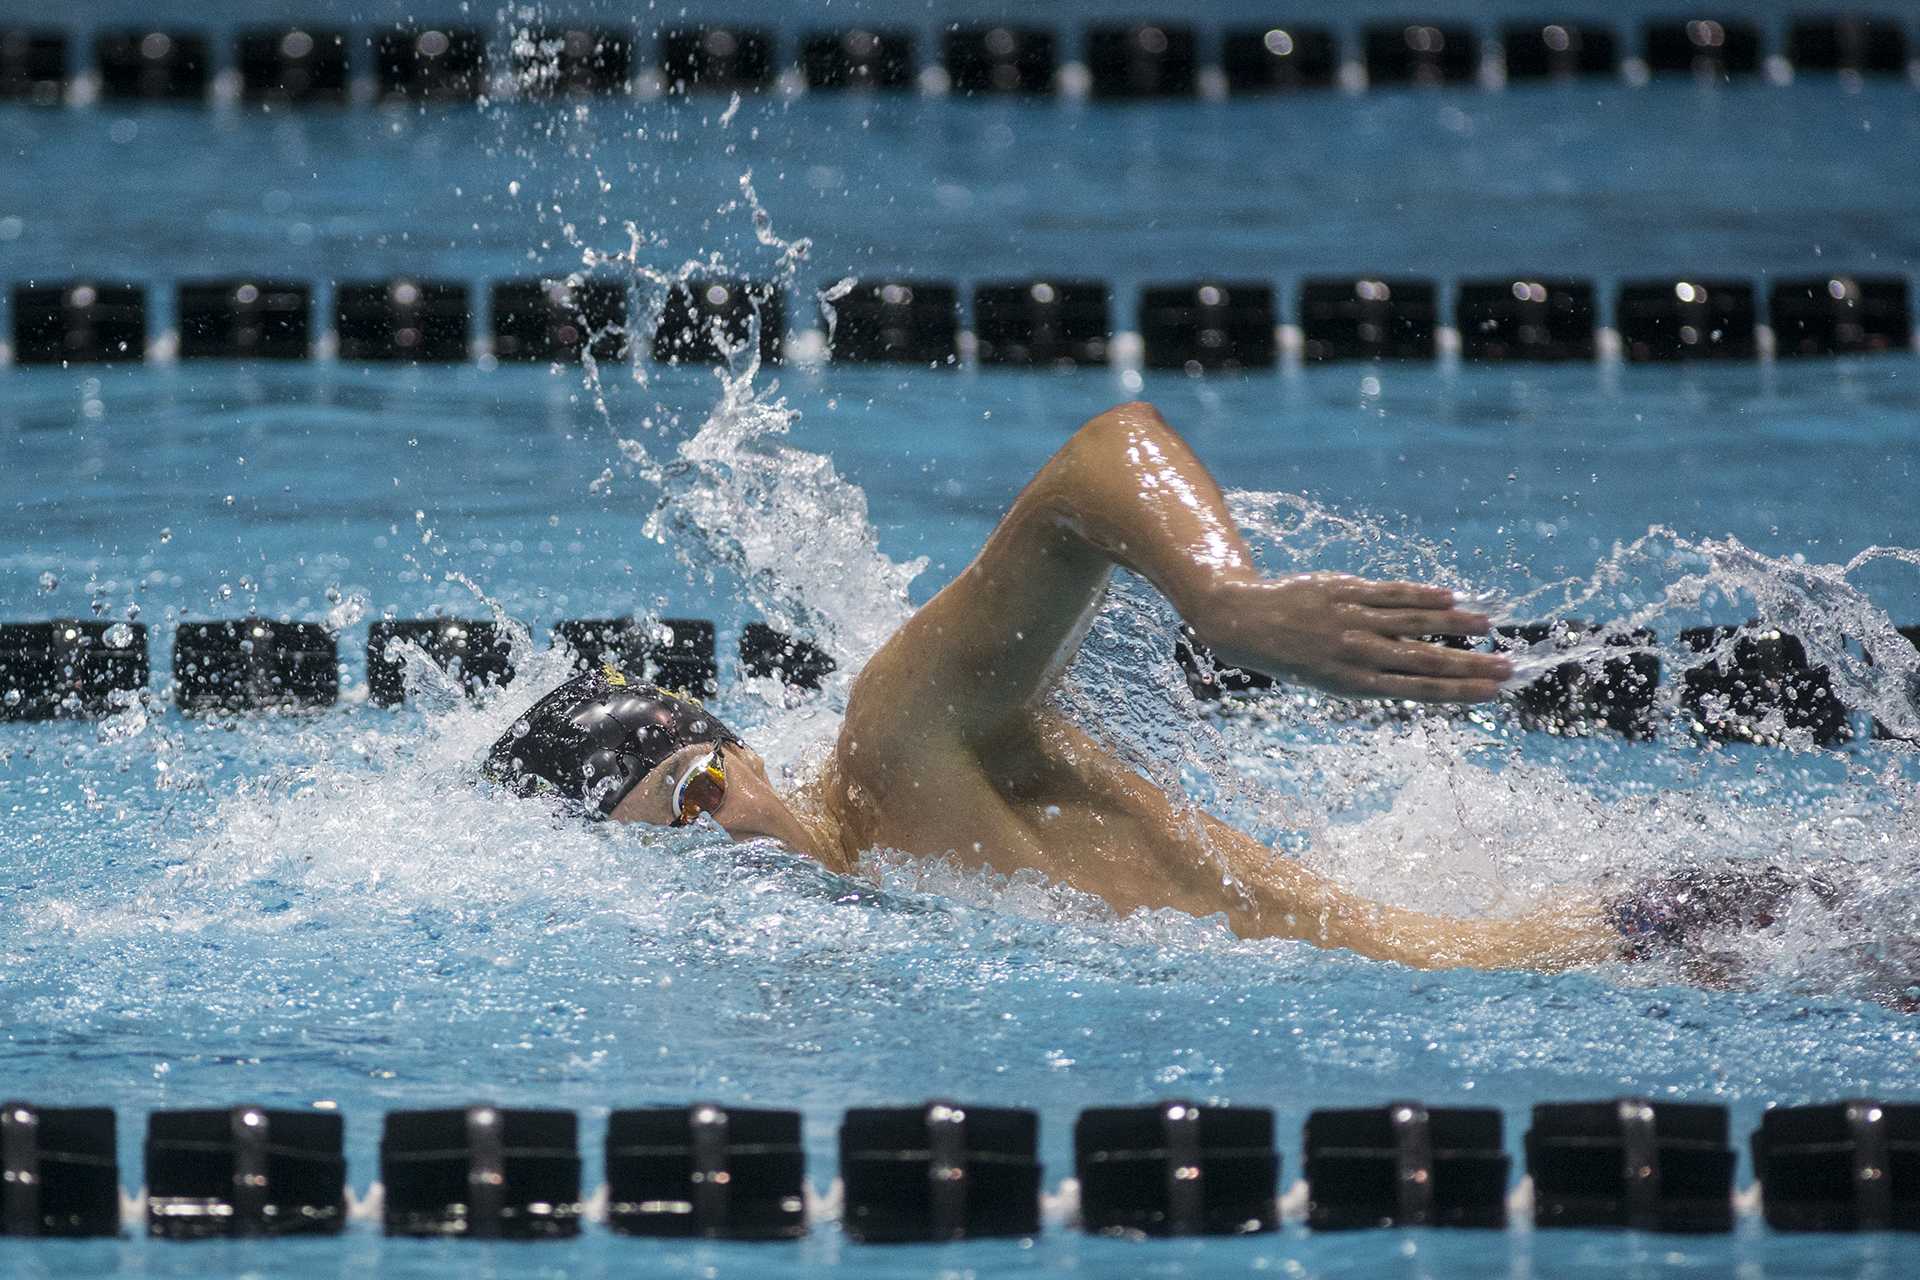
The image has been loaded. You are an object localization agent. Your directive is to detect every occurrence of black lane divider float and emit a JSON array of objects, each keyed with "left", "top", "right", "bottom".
[
  {"left": 655, "top": 279, "right": 784, "bottom": 366},
  {"left": 381, "top": 1107, "right": 581, "bottom": 1238},
  {"left": 607, "top": 1104, "right": 808, "bottom": 1239},
  {"left": 1076, "top": 1102, "right": 1279, "bottom": 1235},
  {"left": 1526, "top": 1099, "right": 1735, "bottom": 1232},
  {"left": 174, "top": 620, "right": 337, "bottom": 714},
  {"left": 1498, "top": 623, "right": 1660, "bottom": 739},
  {"left": 178, "top": 281, "right": 311, "bottom": 361},
  {"left": 0, "top": 1104, "right": 119, "bottom": 1238},
  {"left": 0, "top": 617, "right": 1906, "bottom": 751},
  {"left": 1753, "top": 1101, "right": 1920, "bottom": 1231},
  {"left": 0, "top": 18, "right": 1913, "bottom": 107},
  {"left": 5, "top": 274, "right": 1914, "bottom": 368},
  {"left": 364, "top": 618, "right": 514, "bottom": 707},
  {"left": 0, "top": 620, "right": 149, "bottom": 720},
  {"left": 145, "top": 1107, "right": 345, "bottom": 1238},
  {"left": 842, "top": 1103, "right": 1041, "bottom": 1241},
  {"left": 3, "top": 1098, "right": 1918, "bottom": 1239},
  {"left": 973, "top": 280, "right": 1112, "bottom": 366},
  {"left": 1305, "top": 1103, "right": 1506, "bottom": 1229},
  {"left": 1678, "top": 626, "right": 1853, "bottom": 747}
]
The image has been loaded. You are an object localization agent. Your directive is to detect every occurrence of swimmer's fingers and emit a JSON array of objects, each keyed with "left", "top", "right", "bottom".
[
  {"left": 1347, "top": 634, "right": 1513, "bottom": 682},
  {"left": 1351, "top": 671, "right": 1506, "bottom": 704},
  {"left": 1331, "top": 579, "right": 1460, "bottom": 610},
  {"left": 1346, "top": 606, "right": 1493, "bottom": 638}
]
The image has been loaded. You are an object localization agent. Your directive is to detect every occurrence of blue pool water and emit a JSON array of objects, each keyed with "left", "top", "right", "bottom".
[{"left": 4, "top": 1, "right": 1920, "bottom": 1275}]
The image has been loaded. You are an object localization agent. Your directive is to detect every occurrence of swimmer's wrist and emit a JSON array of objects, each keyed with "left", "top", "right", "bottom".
[
  {"left": 1180, "top": 577, "right": 1275, "bottom": 673},
  {"left": 1184, "top": 570, "right": 1264, "bottom": 621}
]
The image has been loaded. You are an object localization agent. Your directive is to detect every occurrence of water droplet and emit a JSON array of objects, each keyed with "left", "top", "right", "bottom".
[
  {"left": 102, "top": 622, "right": 133, "bottom": 649},
  {"left": 158, "top": 528, "right": 172, "bottom": 544},
  {"left": 37, "top": 572, "right": 57, "bottom": 592},
  {"left": 324, "top": 591, "right": 365, "bottom": 633}
]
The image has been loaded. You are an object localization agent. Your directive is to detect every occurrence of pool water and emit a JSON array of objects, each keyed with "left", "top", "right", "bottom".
[{"left": 4, "top": 1, "right": 1920, "bottom": 1276}]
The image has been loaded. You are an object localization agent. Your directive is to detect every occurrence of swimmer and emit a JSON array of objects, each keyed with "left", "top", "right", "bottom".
[{"left": 485, "top": 402, "right": 1836, "bottom": 974}]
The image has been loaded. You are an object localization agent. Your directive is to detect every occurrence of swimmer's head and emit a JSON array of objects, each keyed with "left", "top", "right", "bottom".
[
  {"left": 485, "top": 665, "right": 821, "bottom": 853},
  {"left": 482, "top": 665, "right": 744, "bottom": 820}
]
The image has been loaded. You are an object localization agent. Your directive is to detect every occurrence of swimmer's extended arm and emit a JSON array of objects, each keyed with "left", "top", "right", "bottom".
[
  {"left": 855, "top": 402, "right": 1512, "bottom": 744},
  {"left": 1196, "top": 810, "right": 1621, "bottom": 970}
]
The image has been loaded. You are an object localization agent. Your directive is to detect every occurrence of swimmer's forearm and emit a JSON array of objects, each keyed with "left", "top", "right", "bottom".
[
  {"left": 1359, "top": 901, "right": 1620, "bottom": 972},
  {"left": 1207, "top": 819, "right": 1616, "bottom": 971},
  {"left": 1249, "top": 881, "right": 1617, "bottom": 972},
  {"left": 1026, "top": 402, "right": 1261, "bottom": 613}
]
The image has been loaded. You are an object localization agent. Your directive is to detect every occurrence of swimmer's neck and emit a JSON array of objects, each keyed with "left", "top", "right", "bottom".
[{"left": 777, "top": 776, "right": 858, "bottom": 875}]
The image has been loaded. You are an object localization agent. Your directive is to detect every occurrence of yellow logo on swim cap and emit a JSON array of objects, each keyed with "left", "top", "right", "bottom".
[{"left": 601, "top": 662, "right": 629, "bottom": 687}]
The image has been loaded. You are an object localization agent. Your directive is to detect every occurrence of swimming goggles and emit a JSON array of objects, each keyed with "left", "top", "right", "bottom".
[{"left": 669, "top": 745, "right": 727, "bottom": 827}]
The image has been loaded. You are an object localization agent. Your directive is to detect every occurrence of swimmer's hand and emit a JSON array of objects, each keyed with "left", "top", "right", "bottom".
[{"left": 1188, "top": 573, "right": 1512, "bottom": 703}]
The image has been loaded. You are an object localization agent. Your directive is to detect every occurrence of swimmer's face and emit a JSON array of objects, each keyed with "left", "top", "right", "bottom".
[{"left": 608, "top": 738, "right": 813, "bottom": 850}]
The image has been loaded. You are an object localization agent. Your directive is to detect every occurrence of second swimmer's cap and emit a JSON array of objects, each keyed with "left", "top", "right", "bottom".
[{"left": 482, "top": 665, "right": 743, "bottom": 817}]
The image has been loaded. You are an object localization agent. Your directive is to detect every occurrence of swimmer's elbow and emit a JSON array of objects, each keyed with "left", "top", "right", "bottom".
[
  {"left": 1075, "top": 401, "right": 1173, "bottom": 450},
  {"left": 1050, "top": 401, "right": 1190, "bottom": 495},
  {"left": 1096, "top": 399, "right": 1164, "bottom": 424}
]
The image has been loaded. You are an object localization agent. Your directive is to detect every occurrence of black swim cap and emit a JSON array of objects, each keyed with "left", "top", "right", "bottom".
[{"left": 482, "top": 665, "right": 743, "bottom": 817}]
